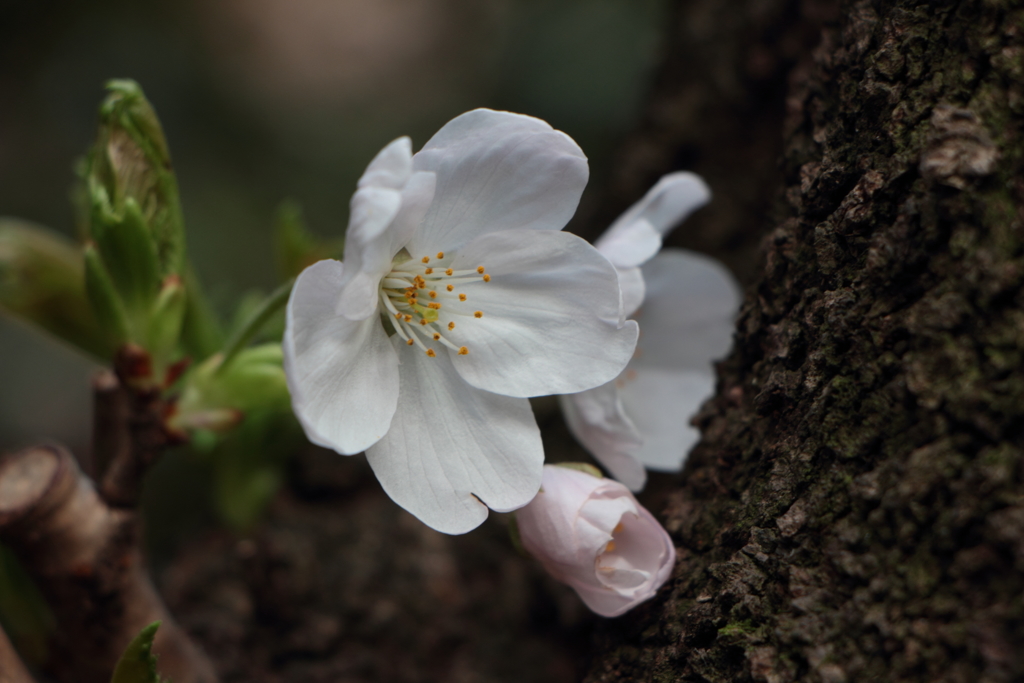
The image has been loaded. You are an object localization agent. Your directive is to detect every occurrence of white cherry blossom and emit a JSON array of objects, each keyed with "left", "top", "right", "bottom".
[
  {"left": 559, "top": 173, "right": 741, "bottom": 491},
  {"left": 515, "top": 464, "right": 676, "bottom": 617},
  {"left": 284, "top": 109, "right": 638, "bottom": 534}
]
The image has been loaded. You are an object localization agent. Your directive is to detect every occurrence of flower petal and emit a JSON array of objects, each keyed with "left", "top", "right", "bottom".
[
  {"left": 616, "top": 265, "right": 646, "bottom": 319},
  {"left": 365, "top": 337, "right": 544, "bottom": 534},
  {"left": 338, "top": 185, "right": 402, "bottom": 319},
  {"left": 358, "top": 136, "right": 413, "bottom": 190},
  {"left": 408, "top": 109, "right": 588, "bottom": 255},
  {"left": 284, "top": 259, "right": 400, "bottom": 455},
  {"left": 618, "top": 367, "right": 715, "bottom": 471},
  {"left": 516, "top": 465, "right": 604, "bottom": 566},
  {"left": 595, "top": 218, "right": 661, "bottom": 269},
  {"left": 572, "top": 505, "right": 675, "bottom": 617},
  {"left": 337, "top": 139, "right": 437, "bottom": 321},
  {"left": 445, "top": 229, "right": 638, "bottom": 397},
  {"left": 634, "top": 248, "right": 741, "bottom": 370},
  {"left": 595, "top": 173, "right": 710, "bottom": 270},
  {"left": 559, "top": 384, "right": 646, "bottom": 491}
]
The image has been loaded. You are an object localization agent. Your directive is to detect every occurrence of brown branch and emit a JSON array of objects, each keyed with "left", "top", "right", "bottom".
[
  {"left": 0, "top": 444, "right": 217, "bottom": 683},
  {"left": 0, "top": 623, "right": 36, "bottom": 683},
  {"left": 92, "top": 345, "right": 184, "bottom": 508}
]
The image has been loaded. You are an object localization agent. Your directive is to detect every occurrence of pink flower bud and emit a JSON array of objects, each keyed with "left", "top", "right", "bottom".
[{"left": 515, "top": 464, "right": 676, "bottom": 617}]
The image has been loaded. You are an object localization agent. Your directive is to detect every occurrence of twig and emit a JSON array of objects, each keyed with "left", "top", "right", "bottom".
[
  {"left": 94, "top": 345, "right": 183, "bottom": 508},
  {"left": 0, "top": 445, "right": 217, "bottom": 683}
]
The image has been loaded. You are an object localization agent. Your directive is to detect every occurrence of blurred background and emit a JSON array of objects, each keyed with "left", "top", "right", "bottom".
[{"left": 0, "top": 0, "right": 670, "bottom": 454}]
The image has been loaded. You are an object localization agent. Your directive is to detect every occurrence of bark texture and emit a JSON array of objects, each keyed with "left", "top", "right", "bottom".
[{"left": 584, "top": 1, "right": 1024, "bottom": 682}]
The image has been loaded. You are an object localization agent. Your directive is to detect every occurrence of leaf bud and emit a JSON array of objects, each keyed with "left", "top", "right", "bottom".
[{"left": 83, "top": 79, "right": 185, "bottom": 282}]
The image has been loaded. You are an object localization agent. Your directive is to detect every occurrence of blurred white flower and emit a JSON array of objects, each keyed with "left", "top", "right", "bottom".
[
  {"left": 560, "top": 173, "right": 741, "bottom": 491},
  {"left": 284, "top": 109, "right": 638, "bottom": 534},
  {"left": 515, "top": 464, "right": 675, "bottom": 617}
]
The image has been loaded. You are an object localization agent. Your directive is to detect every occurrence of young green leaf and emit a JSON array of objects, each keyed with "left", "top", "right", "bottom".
[
  {"left": 110, "top": 621, "right": 163, "bottom": 683},
  {"left": 0, "top": 218, "right": 114, "bottom": 359}
]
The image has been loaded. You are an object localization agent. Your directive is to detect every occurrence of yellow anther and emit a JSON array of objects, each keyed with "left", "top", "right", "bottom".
[
  {"left": 605, "top": 541, "right": 616, "bottom": 553},
  {"left": 426, "top": 348, "right": 436, "bottom": 357},
  {"left": 422, "top": 256, "right": 430, "bottom": 263},
  {"left": 459, "top": 293, "right": 467, "bottom": 302},
  {"left": 482, "top": 274, "right": 491, "bottom": 282},
  {"left": 419, "top": 319, "right": 428, "bottom": 326},
  {"left": 445, "top": 268, "right": 453, "bottom": 276},
  {"left": 436, "top": 252, "right": 444, "bottom": 259},
  {"left": 446, "top": 284, "right": 454, "bottom": 292},
  {"left": 404, "top": 315, "right": 412, "bottom": 322},
  {"left": 406, "top": 339, "right": 415, "bottom": 346},
  {"left": 476, "top": 266, "right": 485, "bottom": 274},
  {"left": 433, "top": 333, "right": 441, "bottom": 341},
  {"left": 395, "top": 312, "right": 402, "bottom": 319},
  {"left": 429, "top": 291, "right": 437, "bottom": 298},
  {"left": 427, "top": 302, "right": 441, "bottom": 310},
  {"left": 458, "top": 346, "right": 469, "bottom": 355},
  {"left": 474, "top": 311, "right": 483, "bottom": 318},
  {"left": 613, "top": 523, "right": 624, "bottom": 534},
  {"left": 448, "top": 322, "right": 456, "bottom": 331},
  {"left": 425, "top": 267, "right": 434, "bottom": 275}
]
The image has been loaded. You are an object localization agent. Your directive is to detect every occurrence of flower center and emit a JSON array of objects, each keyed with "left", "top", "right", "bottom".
[{"left": 379, "top": 251, "right": 489, "bottom": 357}]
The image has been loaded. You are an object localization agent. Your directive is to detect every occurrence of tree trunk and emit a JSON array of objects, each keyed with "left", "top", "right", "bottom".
[{"left": 584, "top": 1, "right": 1024, "bottom": 681}]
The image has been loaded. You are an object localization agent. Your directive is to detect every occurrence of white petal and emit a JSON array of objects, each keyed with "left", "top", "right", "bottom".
[
  {"left": 336, "top": 141, "right": 437, "bottom": 321},
  {"left": 603, "top": 172, "right": 710, "bottom": 243},
  {"left": 365, "top": 336, "right": 544, "bottom": 535},
  {"left": 284, "top": 260, "right": 399, "bottom": 455},
  {"left": 576, "top": 494, "right": 637, "bottom": 553},
  {"left": 445, "top": 229, "right": 638, "bottom": 397},
  {"left": 595, "top": 218, "right": 661, "bottom": 269},
  {"left": 408, "top": 109, "right": 588, "bottom": 255},
  {"left": 387, "top": 170, "right": 436, "bottom": 257},
  {"left": 616, "top": 265, "right": 646, "bottom": 319},
  {"left": 634, "top": 248, "right": 741, "bottom": 369},
  {"left": 358, "top": 136, "right": 413, "bottom": 190},
  {"left": 618, "top": 367, "right": 715, "bottom": 471},
  {"left": 559, "top": 384, "right": 646, "bottom": 491},
  {"left": 337, "top": 178, "right": 403, "bottom": 320}
]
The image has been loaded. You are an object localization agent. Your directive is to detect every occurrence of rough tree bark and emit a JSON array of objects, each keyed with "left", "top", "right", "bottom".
[{"left": 584, "top": 1, "right": 1024, "bottom": 681}]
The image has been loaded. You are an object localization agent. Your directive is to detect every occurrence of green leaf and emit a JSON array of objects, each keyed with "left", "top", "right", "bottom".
[
  {"left": 0, "top": 217, "right": 114, "bottom": 359},
  {"left": 144, "top": 275, "right": 187, "bottom": 370},
  {"left": 174, "top": 343, "right": 291, "bottom": 430},
  {"left": 179, "top": 267, "right": 225, "bottom": 361},
  {"left": 218, "top": 279, "right": 293, "bottom": 374},
  {"left": 83, "top": 242, "right": 130, "bottom": 347},
  {"left": 110, "top": 622, "right": 163, "bottom": 683}
]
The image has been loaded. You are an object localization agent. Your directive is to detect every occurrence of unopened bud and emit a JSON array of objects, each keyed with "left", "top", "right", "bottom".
[
  {"left": 84, "top": 79, "right": 185, "bottom": 281},
  {"left": 515, "top": 464, "right": 676, "bottom": 617}
]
